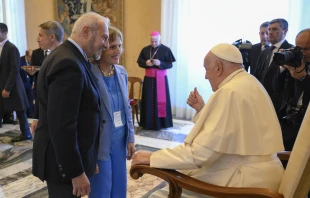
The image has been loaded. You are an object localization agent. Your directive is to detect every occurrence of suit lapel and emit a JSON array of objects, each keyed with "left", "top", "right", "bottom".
[
  {"left": 266, "top": 40, "right": 291, "bottom": 73},
  {"left": 115, "top": 66, "right": 128, "bottom": 113},
  {"left": 0, "top": 41, "right": 9, "bottom": 69},
  {"left": 266, "top": 49, "right": 279, "bottom": 73},
  {"left": 63, "top": 40, "right": 100, "bottom": 96},
  {"left": 92, "top": 64, "right": 113, "bottom": 118},
  {"left": 258, "top": 49, "right": 269, "bottom": 74},
  {"left": 0, "top": 55, "right": 1, "bottom": 66},
  {"left": 258, "top": 44, "right": 262, "bottom": 54}
]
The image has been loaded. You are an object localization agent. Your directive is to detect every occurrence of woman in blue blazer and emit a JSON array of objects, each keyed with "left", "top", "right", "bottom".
[{"left": 89, "top": 26, "right": 135, "bottom": 197}]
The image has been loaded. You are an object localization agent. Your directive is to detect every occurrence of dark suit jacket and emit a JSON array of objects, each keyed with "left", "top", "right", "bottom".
[
  {"left": 273, "top": 65, "right": 310, "bottom": 119},
  {"left": 253, "top": 40, "right": 293, "bottom": 111},
  {"left": 0, "top": 41, "right": 29, "bottom": 111},
  {"left": 30, "top": 48, "right": 44, "bottom": 99},
  {"left": 249, "top": 43, "right": 263, "bottom": 74},
  {"left": 32, "top": 40, "right": 102, "bottom": 184},
  {"left": 30, "top": 48, "right": 44, "bottom": 118},
  {"left": 31, "top": 48, "right": 44, "bottom": 67}
]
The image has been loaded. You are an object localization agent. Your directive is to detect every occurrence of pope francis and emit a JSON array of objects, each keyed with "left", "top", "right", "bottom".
[{"left": 132, "top": 43, "right": 284, "bottom": 198}]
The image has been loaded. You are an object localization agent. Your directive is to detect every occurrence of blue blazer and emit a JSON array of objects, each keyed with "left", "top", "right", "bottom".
[{"left": 91, "top": 64, "right": 135, "bottom": 160}]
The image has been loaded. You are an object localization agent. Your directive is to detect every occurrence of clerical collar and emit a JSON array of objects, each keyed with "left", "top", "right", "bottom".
[{"left": 152, "top": 44, "right": 161, "bottom": 50}]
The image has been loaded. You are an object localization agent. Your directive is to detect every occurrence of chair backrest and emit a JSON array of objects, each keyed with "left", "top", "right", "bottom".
[
  {"left": 128, "top": 77, "right": 143, "bottom": 100},
  {"left": 278, "top": 103, "right": 310, "bottom": 198}
]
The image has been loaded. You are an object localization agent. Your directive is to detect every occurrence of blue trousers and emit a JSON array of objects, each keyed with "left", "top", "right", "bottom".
[
  {"left": 89, "top": 135, "right": 127, "bottom": 198},
  {"left": 16, "top": 110, "right": 31, "bottom": 137},
  {"left": 0, "top": 108, "right": 31, "bottom": 138}
]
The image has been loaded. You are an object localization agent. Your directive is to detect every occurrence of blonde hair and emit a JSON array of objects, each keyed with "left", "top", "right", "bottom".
[{"left": 108, "top": 26, "right": 123, "bottom": 43}]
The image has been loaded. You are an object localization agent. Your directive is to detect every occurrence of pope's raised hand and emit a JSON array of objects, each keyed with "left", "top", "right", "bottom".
[{"left": 187, "top": 87, "right": 205, "bottom": 113}]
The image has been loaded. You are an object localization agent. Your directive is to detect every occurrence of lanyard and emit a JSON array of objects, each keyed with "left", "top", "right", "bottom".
[{"left": 149, "top": 45, "right": 161, "bottom": 60}]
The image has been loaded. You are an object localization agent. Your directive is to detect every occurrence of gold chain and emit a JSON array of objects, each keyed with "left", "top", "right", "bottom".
[{"left": 99, "top": 65, "right": 115, "bottom": 77}]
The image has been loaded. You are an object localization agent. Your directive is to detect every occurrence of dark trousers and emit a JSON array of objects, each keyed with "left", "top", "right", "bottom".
[
  {"left": 47, "top": 181, "right": 80, "bottom": 198},
  {"left": 0, "top": 105, "right": 31, "bottom": 137},
  {"left": 2, "top": 112, "right": 15, "bottom": 122},
  {"left": 25, "top": 84, "right": 34, "bottom": 117},
  {"left": 280, "top": 121, "right": 300, "bottom": 169}
]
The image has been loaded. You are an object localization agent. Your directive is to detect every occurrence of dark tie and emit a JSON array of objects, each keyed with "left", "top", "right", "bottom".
[
  {"left": 43, "top": 50, "right": 48, "bottom": 60},
  {"left": 260, "top": 46, "right": 276, "bottom": 82}
]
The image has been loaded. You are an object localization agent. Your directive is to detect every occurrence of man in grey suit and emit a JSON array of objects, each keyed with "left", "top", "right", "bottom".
[
  {"left": 0, "top": 23, "right": 32, "bottom": 142},
  {"left": 32, "top": 12, "right": 110, "bottom": 198},
  {"left": 30, "top": 21, "right": 64, "bottom": 133}
]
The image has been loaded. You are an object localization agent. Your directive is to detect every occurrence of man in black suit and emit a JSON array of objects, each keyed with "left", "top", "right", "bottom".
[
  {"left": 253, "top": 18, "right": 293, "bottom": 113},
  {"left": 273, "top": 29, "right": 310, "bottom": 152},
  {"left": 2, "top": 49, "right": 34, "bottom": 124},
  {"left": 30, "top": 21, "right": 63, "bottom": 133},
  {"left": 249, "top": 21, "right": 270, "bottom": 74},
  {"left": 0, "top": 23, "right": 32, "bottom": 141},
  {"left": 32, "top": 13, "right": 110, "bottom": 198},
  {"left": 20, "top": 49, "right": 34, "bottom": 118}
]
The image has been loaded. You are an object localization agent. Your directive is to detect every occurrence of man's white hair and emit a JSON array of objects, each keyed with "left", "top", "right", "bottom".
[
  {"left": 71, "top": 12, "right": 110, "bottom": 35},
  {"left": 150, "top": 35, "right": 161, "bottom": 40}
]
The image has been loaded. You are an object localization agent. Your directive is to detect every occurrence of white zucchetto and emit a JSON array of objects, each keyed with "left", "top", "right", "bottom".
[{"left": 210, "top": 43, "right": 243, "bottom": 64}]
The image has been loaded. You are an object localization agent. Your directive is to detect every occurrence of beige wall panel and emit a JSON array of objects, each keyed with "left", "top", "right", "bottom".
[
  {"left": 123, "top": 0, "right": 161, "bottom": 79},
  {"left": 25, "top": 0, "right": 55, "bottom": 50}
]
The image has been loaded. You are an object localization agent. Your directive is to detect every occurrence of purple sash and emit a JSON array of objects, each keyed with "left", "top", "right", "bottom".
[{"left": 145, "top": 69, "right": 167, "bottom": 117}]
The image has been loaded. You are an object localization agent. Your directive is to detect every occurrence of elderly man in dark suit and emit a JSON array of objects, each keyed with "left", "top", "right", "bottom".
[
  {"left": 249, "top": 21, "right": 270, "bottom": 74},
  {"left": 0, "top": 23, "right": 32, "bottom": 142},
  {"left": 32, "top": 12, "right": 110, "bottom": 198},
  {"left": 253, "top": 18, "right": 293, "bottom": 113}
]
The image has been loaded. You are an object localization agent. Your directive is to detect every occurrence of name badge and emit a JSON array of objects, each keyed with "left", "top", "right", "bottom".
[{"left": 114, "top": 111, "right": 123, "bottom": 128}]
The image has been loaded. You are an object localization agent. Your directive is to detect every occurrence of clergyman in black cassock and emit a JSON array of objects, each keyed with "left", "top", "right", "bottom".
[{"left": 137, "top": 31, "right": 175, "bottom": 130}]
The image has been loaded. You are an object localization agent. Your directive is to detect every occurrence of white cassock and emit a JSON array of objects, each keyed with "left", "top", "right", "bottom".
[{"left": 149, "top": 69, "right": 284, "bottom": 198}]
